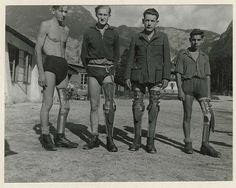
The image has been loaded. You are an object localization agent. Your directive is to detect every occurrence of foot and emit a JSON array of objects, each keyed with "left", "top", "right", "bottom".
[
  {"left": 184, "top": 142, "right": 193, "bottom": 154},
  {"left": 40, "top": 134, "right": 57, "bottom": 151},
  {"left": 54, "top": 133, "right": 78, "bottom": 148},
  {"left": 129, "top": 137, "right": 141, "bottom": 151},
  {"left": 129, "top": 143, "right": 141, "bottom": 151},
  {"left": 106, "top": 137, "right": 118, "bottom": 152},
  {"left": 146, "top": 137, "right": 157, "bottom": 154},
  {"left": 146, "top": 145, "right": 157, "bottom": 154},
  {"left": 83, "top": 135, "right": 100, "bottom": 150},
  {"left": 200, "top": 143, "right": 221, "bottom": 158}
]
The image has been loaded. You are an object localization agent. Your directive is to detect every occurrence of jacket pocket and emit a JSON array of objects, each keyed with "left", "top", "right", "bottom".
[{"left": 131, "top": 68, "right": 142, "bottom": 81}]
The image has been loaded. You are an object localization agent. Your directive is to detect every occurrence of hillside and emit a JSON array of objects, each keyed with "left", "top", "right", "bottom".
[
  {"left": 6, "top": 5, "right": 96, "bottom": 64},
  {"left": 209, "top": 21, "right": 232, "bottom": 94},
  {"left": 6, "top": 5, "right": 220, "bottom": 64}
]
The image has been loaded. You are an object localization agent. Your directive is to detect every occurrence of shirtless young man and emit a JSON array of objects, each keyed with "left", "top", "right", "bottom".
[{"left": 35, "top": 5, "right": 78, "bottom": 151}]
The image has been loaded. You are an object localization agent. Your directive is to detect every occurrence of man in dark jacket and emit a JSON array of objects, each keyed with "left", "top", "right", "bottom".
[{"left": 125, "top": 8, "right": 171, "bottom": 153}]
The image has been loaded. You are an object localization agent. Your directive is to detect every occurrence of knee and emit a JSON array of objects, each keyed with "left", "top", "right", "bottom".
[
  {"left": 103, "top": 100, "right": 116, "bottom": 114},
  {"left": 203, "top": 112, "right": 211, "bottom": 123},
  {"left": 132, "top": 89, "right": 145, "bottom": 111},
  {"left": 60, "top": 103, "right": 70, "bottom": 114},
  {"left": 147, "top": 89, "right": 160, "bottom": 111},
  {"left": 91, "top": 102, "right": 99, "bottom": 112}
]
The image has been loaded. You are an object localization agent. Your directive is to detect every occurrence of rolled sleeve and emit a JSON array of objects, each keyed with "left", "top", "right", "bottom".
[
  {"left": 205, "top": 56, "right": 211, "bottom": 76},
  {"left": 175, "top": 50, "right": 184, "bottom": 75}
]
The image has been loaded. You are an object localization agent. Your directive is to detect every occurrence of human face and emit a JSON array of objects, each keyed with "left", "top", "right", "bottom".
[
  {"left": 143, "top": 14, "right": 158, "bottom": 33},
  {"left": 53, "top": 6, "right": 68, "bottom": 23},
  {"left": 96, "top": 7, "right": 110, "bottom": 26},
  {"left": 189, "top": 35, "right": 204, "bottom": 50}
]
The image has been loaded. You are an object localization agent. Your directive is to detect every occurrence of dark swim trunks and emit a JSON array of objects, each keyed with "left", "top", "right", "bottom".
[
  {"left": 87, "top": 65, "right": 115, "bottom": 85},
  {"left": 43, "top": 55, "right": 68, "bottom": 85},
  {"left": 182, "top": 77, "right": 208, "bottom": 99}
]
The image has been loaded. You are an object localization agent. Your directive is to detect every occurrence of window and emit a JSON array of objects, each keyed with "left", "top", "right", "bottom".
[{"left": 8, "top": 43, "right": 32, "bottom": 84}]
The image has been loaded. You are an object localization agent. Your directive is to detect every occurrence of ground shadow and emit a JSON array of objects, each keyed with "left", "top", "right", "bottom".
[
  {"left": 124, "top": 126, "right": 201, "bottom": 154},
  {"left": 5, "top": 139, "right": 18, "bottom": 157},
  {"left": 66, "top": 122, "right": 106, "bottom": 148},
  {"left": 210, "top": 141, "right": 232, "bottom": 148},
  {"left": 214, "top": 130, "right": 232, "bottom": 136},
  {"left": 98, "top": 124, "right": 133, "bottom": 147}
]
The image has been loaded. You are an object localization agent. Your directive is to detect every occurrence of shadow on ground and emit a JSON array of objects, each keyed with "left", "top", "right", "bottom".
[
  {"left": 5, "top": 139, "right": 18, "bottom": 157},
  {"left": 123, "top": 126, "right": 203, "bottom": 154}
]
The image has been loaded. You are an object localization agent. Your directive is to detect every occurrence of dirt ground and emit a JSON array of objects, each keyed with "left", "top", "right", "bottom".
[{"left": 4, "top": 96, "right": 233, "bottom": 182}]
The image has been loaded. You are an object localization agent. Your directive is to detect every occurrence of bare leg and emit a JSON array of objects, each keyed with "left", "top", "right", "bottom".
[
  {"left": 182, "top": 95, "right": 194, "bottom": 142},
  {"left": 40, "top": 71, "right": 57, "bottom": 151},
  {"left": 182, "top": 94, "right": 194, "bottom": 154},
  {"left": 83, "top": 77, "right": 101, "bottom": 149},
  {"left": 89, "top": 77, "right": 101, "bottom": 134}
]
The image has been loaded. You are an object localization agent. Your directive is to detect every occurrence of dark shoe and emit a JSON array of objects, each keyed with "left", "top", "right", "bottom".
[
  {"left": 200, "top": 143, "right": 221, "bottom": 158},
  {"left": 184, "top": 142, "right": 193, "bottom": 154},
  {"left": 83, "top": 135, "right": 100, "bottom": 150},
  {"left": 40, "top": 134, "right": 57, "bottom": 151},
  {"left": 146, "top": 137, "right": 157, "bottom": 154},
  {"left": 129, "top": 137, "right": 141, "bottom": 151},
  {"left": 106, "top": 137, "right": 118, "bottom": 152},
  {"left": 54, "top": 133, "right": 78, "bottom": 148}
]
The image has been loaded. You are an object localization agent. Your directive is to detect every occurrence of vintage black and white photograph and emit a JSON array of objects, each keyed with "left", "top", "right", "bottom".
[{"left": 4, "top": 1, "right": 233, "bottom": 184}]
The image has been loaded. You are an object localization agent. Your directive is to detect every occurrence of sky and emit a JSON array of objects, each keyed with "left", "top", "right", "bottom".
[{"left": 83, "top": 5, "right": 232, "bottom": 34}]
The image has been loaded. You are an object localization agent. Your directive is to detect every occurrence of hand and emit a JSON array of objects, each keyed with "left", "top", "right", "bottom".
[
  {"left": 126, "top": 79, "right": 132, "bottom": 90},
  {"left": 161, "top": 79, "right": 169, "bottom": 89},
  {"left": 38, "top": 73, "right": 47, "bottom": 89},
  {"left": 178, "top": 90, "right": 185, "bottom": 101}
]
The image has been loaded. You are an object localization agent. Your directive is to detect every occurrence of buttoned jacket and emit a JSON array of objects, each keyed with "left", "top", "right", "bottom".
[{"left": 125, "top": 30, "right": 171, "bottom": 84}]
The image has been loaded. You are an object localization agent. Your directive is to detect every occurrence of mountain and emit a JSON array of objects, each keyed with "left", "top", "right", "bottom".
[
  {"left": 116, "top": 25, "right": 219, "bottom": 59},
  {"left": 6, "top": 6, "right": 220, "bottom": 63},
  {"left": 6, "top": 5, "right": 96, "bottom": 64},
  {"left": 209, "top": 21, "right": 232, "bottom": 94}
]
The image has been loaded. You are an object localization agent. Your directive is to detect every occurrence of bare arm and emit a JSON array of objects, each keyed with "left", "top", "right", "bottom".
[
  {"left": 63, "top": 26, "right": 69, "bottom": 57},
  {"left": 206, "top": 75, "right": 211, "bottom": 99},
  {"left": 35, "top": 22, "right": 47, "bottom": 76},
  {"left": 176, "top": 73, "right": 185, "bottom": 101}
]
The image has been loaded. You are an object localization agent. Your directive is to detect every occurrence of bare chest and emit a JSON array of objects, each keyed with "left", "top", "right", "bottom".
[
  {"left": 47, "top": 25, "right": 68, "bottom": 43},
  {"left": 189, "top": 51, "right": 199, "bottom": 61}
]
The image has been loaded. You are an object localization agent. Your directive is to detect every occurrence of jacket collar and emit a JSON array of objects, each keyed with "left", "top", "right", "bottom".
[
  {"left": 91, "top": 24, "right": 114, "bottom": 31},
  {"left": 184, "top": 48, "right": 206, "bottom": 57},
  {"left": 139, "top": 29, "right": 159, "bottom": 42}
]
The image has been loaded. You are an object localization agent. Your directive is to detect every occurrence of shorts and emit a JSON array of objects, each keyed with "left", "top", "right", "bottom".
[
  {"left": 132, "top": 81, "right": 157, "bottom": 94},
  {"left": 43, "top": 55, "right": 68, "bottom": 85},
  {"left": 182, "top": 77, "right": 208, "bottom": 99},
  {"left": 87, "top": 65, "right": 115, "bottom": 85}
]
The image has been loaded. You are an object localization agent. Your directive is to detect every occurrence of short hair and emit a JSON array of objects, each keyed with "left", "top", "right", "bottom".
[
  {"left": 143, "top": 8, "right": 159, "bottom": 19},
  {"left": 95, "top": 5, "right": 111, "bottom": 15},
  {"left": 190, "top": 29, "right": 204, "bottom": 38}
]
